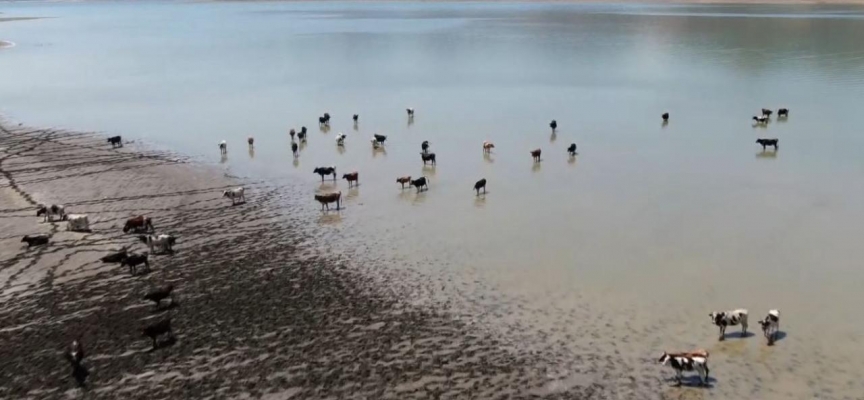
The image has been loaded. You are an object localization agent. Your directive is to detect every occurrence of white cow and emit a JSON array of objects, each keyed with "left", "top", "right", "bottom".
[
  {"left": 222, "top": 187, "right": 246, "bottom": 205},
  {"left": 66, "top": 214, "right": 90, "bottom": 232}
]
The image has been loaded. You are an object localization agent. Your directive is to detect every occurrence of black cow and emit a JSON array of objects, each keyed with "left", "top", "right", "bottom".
[
  {"left": 567, "top": 143, "right": 578, "bottom": 156},
  {"left": 411, "top": 177, "right": 428, "bottom": 193},
  {"left": 474, "top": 178, "right": 487, "bottom": 195},
  {"left": 142, "top": 318, "right": 174, "bottom": 350},
  {"left": 100, "top": 249, "right": 128, "bottom": 263},
  {"left": 144, "top": 285, "right": 175, "bottom": 308},
  {"left": 21, "top": 234, "right": 49, "bottom": 248},
  {"left": 107, "top": 136, "right": 122, "bottom": 148},
  {"left": 314, "top": 166, "right": 337, "bottom": 181},
  {"left": 550, "top": 120, "right": 557, "bottom": 131},
  {"left": 121, "top": 253, "right": 150, "bottom": 275},
  {"left": 756, "top": 138, "right": 779, "bottom": 151},
  {"left": 421, "top": 152, "right": 436, "bottom": 165}
]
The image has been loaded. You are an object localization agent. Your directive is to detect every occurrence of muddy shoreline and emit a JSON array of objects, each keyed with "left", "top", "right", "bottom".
[{"left": 0, "top": 120, "right": 598, "bottom": 399}]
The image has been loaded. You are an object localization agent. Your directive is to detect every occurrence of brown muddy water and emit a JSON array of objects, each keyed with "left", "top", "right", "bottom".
[{"left": 2, "top": 2, "right": 864, "bottom": 398}]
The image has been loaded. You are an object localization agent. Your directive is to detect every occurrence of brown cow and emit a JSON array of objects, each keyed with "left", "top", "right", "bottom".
[
  {"left": 396, "top": 176, "right": 412, "bottom": 189},
  {"left": 530, "top": 148, "right": 542, "bottom": 162},
  {"left": 315, "top": 191, "right": 342, "bottom": 211},
  {"left": 483, "top": 141, "right": 495, "bottom": 154},
  {"left": 342, "top": 172, "right": 359, "bottom": 188},
  {"left": 123, "top": 215, "right": 154, "bottom": 233}
]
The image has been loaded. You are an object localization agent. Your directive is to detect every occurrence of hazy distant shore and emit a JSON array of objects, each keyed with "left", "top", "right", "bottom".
[{"left": 212, "top": 0, "right": 864, "bottom": 5}]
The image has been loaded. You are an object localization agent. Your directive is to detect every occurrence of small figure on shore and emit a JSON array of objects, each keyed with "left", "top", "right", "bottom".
[
  {"left": 248, "top": 137, "right": 254, "bottom": 146},
  {"left": 353, "top": 114, "right": 359, "bottom": 123},
  {"left": 407, "top": 108, "right": 415, "bottom": 117},
  {"left": 662, "top": 112, "right": 669, "bottom": 122},
  {"left": 549, "top": 120, "right": 557, "bottom": 131},
  {"left": 753, "top": 115, "right": 769, "bottom": 124},
  {"left": 482, "top": 141, "right": 494, "bottom": 154},
  {"left": 289, "top": 129, "right": 296, "bottom": 141},
  {"left": 107, "top": 135, "right": 123, "bottom": 148},
  {"left": 64, "top": 339, "right": 88, "bottom": 387},
  {"left": 567, "top": 143, "right": 578, "bottom": 157},
  {"left": 778, "top": 108, "right": 789, "bottom": 118},
  {"left": 219, "top": 140, "right": 227, "bottom": 155},
  {"left": 761, "top": 108, "right": 773, "bottom": 117},
  {"left": 292, "top": 142, "right": 299, "bottom": 157},
  {"left": 421, "top": 140, "right": 430, "bottom": 154},
  {"left": 474, "top": 178, "right": 487, "bottom": 195},
  {"left": 336, "top": 133, "right": 346, "bottom": 146}
]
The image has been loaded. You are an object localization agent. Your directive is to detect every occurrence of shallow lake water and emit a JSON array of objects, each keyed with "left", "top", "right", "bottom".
[{"left": 3, "top": 1, "right": 864, "bottom": 398}]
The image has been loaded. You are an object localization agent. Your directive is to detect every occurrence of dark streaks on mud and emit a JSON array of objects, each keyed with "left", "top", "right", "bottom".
[{"left": 0, "top": 120, "right": 598, "bottom": 399}]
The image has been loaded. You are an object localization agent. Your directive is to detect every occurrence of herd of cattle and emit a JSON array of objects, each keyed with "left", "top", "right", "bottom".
[
  {"left": 659, "top": 309, "right": 782, "bottom": 386},
  {"left": 23, "top": 201, "right": 179, "bottom": 385},
  {"left": 20, "top": 106, "right": 790, "bottom": 389}
]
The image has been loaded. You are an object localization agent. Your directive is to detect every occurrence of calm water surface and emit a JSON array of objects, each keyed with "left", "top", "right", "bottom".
[{"left": 3, "top": 2, "right": 864, "bottom": 398}]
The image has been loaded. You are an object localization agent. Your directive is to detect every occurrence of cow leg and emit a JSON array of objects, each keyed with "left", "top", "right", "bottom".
[
  {"left": 742, "top": 321, "right": 748, "bottom": 335},
  {"left": 719, "top": 326, "right": 725, "bottom": 341}
]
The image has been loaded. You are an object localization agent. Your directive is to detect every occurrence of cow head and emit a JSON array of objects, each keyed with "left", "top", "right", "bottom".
[
  {"left": 709, "top": 312, "right": 726, "bottom": 325},
  {"left": 657, "top": 352, "right": 671, "bottom": 365}
]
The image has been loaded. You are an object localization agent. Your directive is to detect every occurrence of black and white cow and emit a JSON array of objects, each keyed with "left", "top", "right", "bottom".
[
  {"left": 222, "top": 187, "right": 246, "bottom": 205},
  {"left": 36, "top": 204, "right": 66, "bottom": 222},
  {"left": 139, "top": 234, "right": 176, "bottom": 254},
  {"left": 709, "top": 309, "right": 749, "bottom": 341},
  {"left": 658, "top": 352, "right": 710, "bottom": 387},
  {"left": 219, "top": 140, "right": 227, "bottom": 155},
  {"left": 758, "top": 309, "right": 781, "bottom": 345}
]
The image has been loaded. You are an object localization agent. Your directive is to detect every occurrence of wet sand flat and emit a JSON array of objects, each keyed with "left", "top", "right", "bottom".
[{"left": 0, "top": 120, "right": 595, "bottom": 398}]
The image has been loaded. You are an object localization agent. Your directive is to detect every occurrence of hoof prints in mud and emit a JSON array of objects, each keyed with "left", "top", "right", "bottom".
[{"left": 0, "top": 122, "right": 597, "bottom": 398}]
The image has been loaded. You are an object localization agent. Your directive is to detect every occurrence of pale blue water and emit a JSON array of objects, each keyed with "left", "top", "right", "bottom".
[{"left": 3, "top": 2, "right": 864, "bottom": 398}]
